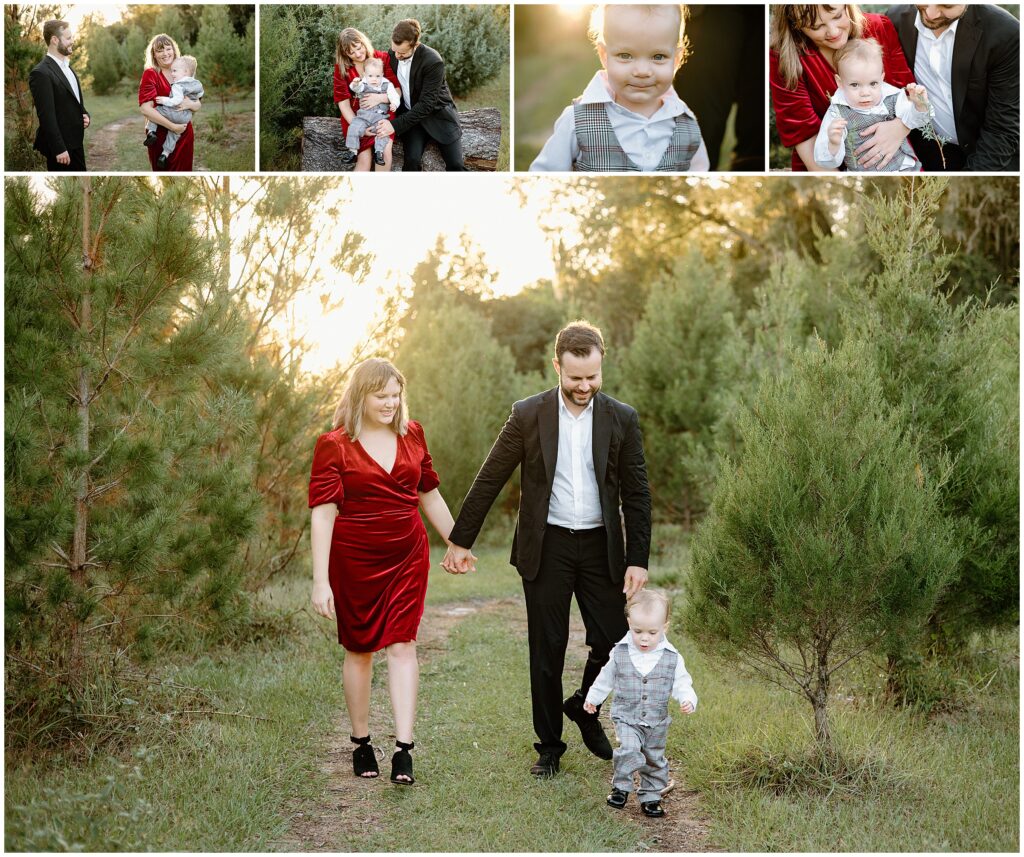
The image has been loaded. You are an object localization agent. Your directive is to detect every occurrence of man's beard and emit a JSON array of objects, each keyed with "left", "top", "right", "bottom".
[
  {"left": 58, "top": 42, "right": 72, "bottom": 56},
  {"left": 918, "top": 8, "right": 965, "bottom": 30},
  {"left": 561, "top": 381, "right": 599, "bottom": 405}
]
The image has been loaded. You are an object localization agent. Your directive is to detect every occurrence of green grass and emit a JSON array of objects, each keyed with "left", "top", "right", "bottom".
[
  {"left": 82, "top": 89, "right": 254, "bottom": 172},
  {"left": 5, "top": 527, "right": 1019, "bottom": 851},
  {"left": 453, "top": 63, "right": 510, "bottom": 172}
]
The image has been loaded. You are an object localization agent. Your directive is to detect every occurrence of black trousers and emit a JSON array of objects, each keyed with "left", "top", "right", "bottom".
[
  {"left": 522, "top": 525, "right": 628, "bottom": 756},
  {"left": 45, "top": 146, "right": 86, "bottom": 171},
  {"left": 909, "top": 132, "right": 967, "bottom": 171},
  {"left": 398, "top": 125, "right": 467, "bottom": 171}
]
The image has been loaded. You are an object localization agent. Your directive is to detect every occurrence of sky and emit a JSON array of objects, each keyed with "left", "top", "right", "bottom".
[{"left": 62, "top": 4, "right": 127, "bottom": 29}]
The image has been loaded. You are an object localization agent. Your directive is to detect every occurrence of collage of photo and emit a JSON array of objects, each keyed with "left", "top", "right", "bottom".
[{"left": 3, "top": 3, "right": 1021, "bottom": 855}]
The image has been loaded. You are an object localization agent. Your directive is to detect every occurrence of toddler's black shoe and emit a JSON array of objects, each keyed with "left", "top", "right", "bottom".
[
  {"left": 155, "top": 154, "right": 168, "bottom": 170},
  {"left": 606, "top": 787, "right": 628, "bottom": 809},
  {"left": 340, "top": 149, "right": 357, "bottom": 164},
  {"left": 144, "top": 132, "right": 160, "bottom": 148},
  {"left": 641, "top": 800, "right": 666, "bottom": 818},
  {"left": 373, "top": 151, "right": 385, "bottom": 166}
]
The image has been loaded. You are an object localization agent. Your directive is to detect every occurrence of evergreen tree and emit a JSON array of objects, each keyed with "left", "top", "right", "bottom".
[
  {"left": 84, "top": 23, "right": 123, "bottom": 95},
  {"left": 686, "top": 339, "right": 958, "bottom": 751},
  {"left": 123, "top": 25, "right": 147, "bottom": 78},
  {"left": 153, "top": 5, "right": 186, "bottom": 47},
  {"left": 395, "top": 299, "right": 528, "bottom": 521},
  {"left": 193, "top": 3, "right": 256, "bottom": 115},
  {"left": 847, "top": 180, "right": 1020, "bottom": 649},
  {"left": 4, "top": 178, "right": 260, "bottom": 715},
  {"left": 620, "top": 253, "right": 744, "bottom": 526}
]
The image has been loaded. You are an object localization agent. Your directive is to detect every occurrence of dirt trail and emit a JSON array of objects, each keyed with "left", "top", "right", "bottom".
[
  {"left": 87, "top": 114, "right": 209, "bottom": 171},
  {"left": 271, "top": 598, "right": 717, "bottom": 852}
]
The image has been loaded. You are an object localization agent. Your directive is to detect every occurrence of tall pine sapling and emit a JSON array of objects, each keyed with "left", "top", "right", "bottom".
[{"left": 686, "top": 338, "right": 958, "bottom": 751}]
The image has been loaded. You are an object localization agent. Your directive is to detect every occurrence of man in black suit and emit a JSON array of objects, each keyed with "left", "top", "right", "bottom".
[
  {"left": 370, "top": 18, "right": 467, "bottom": 171},
  {"left": 444, "top": 321, "right": 651, "bottom": 778},
  {"left": 29, "top": 20, "right": 90, "bottom": 171},
  {"left": 886, "top": 4, "right": 1019, "bottom": 171}
]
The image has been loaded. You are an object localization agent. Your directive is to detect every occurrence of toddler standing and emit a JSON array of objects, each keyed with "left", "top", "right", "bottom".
[
  {"left": 530, "top": 4, "right": 709, "bottom": 172},
  {"left": 585, "top": 589, "right": 697, "bottom": 818}
]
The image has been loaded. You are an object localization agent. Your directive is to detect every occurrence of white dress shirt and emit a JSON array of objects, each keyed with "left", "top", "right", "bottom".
[
  {"left": 396, "top": 56, "right": 413, "bottom": 109},
  {"left": 48, "top": 53, "right": 81, "bottom": 104},
  {"left": 912, "top": 12, "right": 959, "bottom": 143},
  {"left": 529, "top": 70, "right": 711, "bottom": 172},
  {"left": 546, "top": 391, "right": 603, "bottom": 530},
  {"left": 586, "top": 633, "right": 698, "bottom": 712},
  {"left": 813, "top": 82, "right": 930, "bottom": 170}
]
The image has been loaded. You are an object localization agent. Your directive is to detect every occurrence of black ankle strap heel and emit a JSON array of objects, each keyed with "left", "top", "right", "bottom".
[
  {"left": 391, "top": 740, "right": 415, "bottom": 785},
  {"left": 351, "top": 734, "right": 379, "bottom": 778}
]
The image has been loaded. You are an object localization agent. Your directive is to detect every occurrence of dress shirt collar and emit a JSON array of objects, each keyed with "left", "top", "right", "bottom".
[
  {"left": 829, "top": 81, "right": 902, "bottom": 114},
  {"left": 579, "top": 70, "right": 697, "bottom": 122},
  {"left": 47, "top": 52, "right": 71, "bottom": 70},
  {"left": 914, "top": 12, "right": 960, "bottom": 44},
  {"left": 557, "top": 388, "right": 595, "bottom": 420}
]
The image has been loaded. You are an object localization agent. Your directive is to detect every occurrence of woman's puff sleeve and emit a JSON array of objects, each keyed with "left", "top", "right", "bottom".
[
  {"left": 138, "top": 67, "right": 160, "bottom": 105},
  {"left": 309, "top": 433, "right": 345, "bottom": 508},
  {"left": 333, "top": 64, "right": 350, "bottom": 104},
  {"left": 411, "top": 421, "right": 441, "bottom": 493}
]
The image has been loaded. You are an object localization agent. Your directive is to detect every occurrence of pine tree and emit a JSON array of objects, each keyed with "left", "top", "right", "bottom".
[
  {"left": 194, "top": 4, "right": 252, "bottom": 116},
  {"left": 620, "top": 252, "right": 745, "bottom": 526},
  {"left": 847, "top": 179, "right": 1019, "bottom": 650},
  {"left": 4, "top": 178, "right": 260, "bottom": 714},
  {"left": 84, "top": 22, "right": 123, "bottom": 95},
  {"left": 686, "top": 338, "right": 958, "bottom": 751}
]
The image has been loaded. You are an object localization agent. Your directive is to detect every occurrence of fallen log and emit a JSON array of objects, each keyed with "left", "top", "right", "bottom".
[{"left": 301, "top": 108, "right": 501, "bottom": 172}]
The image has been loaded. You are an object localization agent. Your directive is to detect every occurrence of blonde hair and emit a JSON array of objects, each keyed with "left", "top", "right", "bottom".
[
  {"left": 363, "top": 56, "right": 384, "bottom": 74},
  {"left": 588, "top": 5, "right": 689, "bottom": 67},
  {"left": 336, "top": 27, "right": 375, "bottom": 73},
  {"left": 332, "top": 358, "right": 409, "bottom": 439},
  {"left": 144, "top": 33, "right": 180, "bottom": 70},
  {"left": 770, "top": 4, "right": 867, "bottom": 89},
  {"left": 174, "top": 54, "right": 198, "bottom": 76},
  {"left": 832, "top": 37, "right": 882, "bottom": 77},
  {"left": 626, "top": 589, "right": 671, "bottom": 623}
]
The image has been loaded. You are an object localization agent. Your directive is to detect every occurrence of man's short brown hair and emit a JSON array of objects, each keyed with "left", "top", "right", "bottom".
[
  {"left": 43, "top": 20, "right": 69, "bottom": 46},
  {"left": 392, "top": 19, "right": 421, "bottom": 46},
  {"left": 555, "top": 320, "right": 605, "bottom": 361}
]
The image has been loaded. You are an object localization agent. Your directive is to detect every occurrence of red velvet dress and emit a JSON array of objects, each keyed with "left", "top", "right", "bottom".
[
  {"left": 308, "top": 420, "right": 439, "bottom": 652},
  {"left": 333, "top": 50, "right": 400, "bottom": 154},
  {"left": 770, "top": 13, "right": 916, "bottom": 171},
  {"left": 138, "top": 67, "right": 195, "bottom": 172}
]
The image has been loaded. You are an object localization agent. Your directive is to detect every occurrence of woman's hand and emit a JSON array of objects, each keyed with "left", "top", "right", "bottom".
[
  {"left": 169, "top": 121, "right": 187, "bottom": 135},
  {"left": 359, "top": 92, "right": 389, "bottom": 110},
  {"left": 180, "top": 96, "right": 201, "bottom": 112},
  {"left": 311, "top": 581, "right": 335, "bottom": 619},
  {"left": 854, "top": 117, "right": 911, "bottom": 169}
]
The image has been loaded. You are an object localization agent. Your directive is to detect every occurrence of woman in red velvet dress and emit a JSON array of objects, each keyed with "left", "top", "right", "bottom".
[
  {"left": 770, "top": 5, "right": 916, "bottom": 171},
  {"left": 309, "top": 358, "right": 463, "bottom": 786},
  {"left": 333, "top": 28, "right": 400, "bottom": 171},
  {"left": 138, "top": 34, "right": 199, "bottom": 172}
]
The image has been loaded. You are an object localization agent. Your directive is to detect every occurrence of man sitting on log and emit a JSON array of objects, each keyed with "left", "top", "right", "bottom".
[{"left": 367, "top": 19, "right": 467, "bottom": 172}]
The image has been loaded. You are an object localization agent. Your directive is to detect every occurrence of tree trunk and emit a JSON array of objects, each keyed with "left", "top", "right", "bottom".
[
  {"left": 219, "top": 175, "right": 231, "bottom": 291},
  {"left": 812, "top": 633, "right": 832, "bottom": 751},
  {"left": 301, "top": 108, "right": 501, "bottom": 172}
]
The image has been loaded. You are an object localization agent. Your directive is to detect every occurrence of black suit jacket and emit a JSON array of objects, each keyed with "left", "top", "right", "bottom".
[
  {"left": 449, "top": 389, "right": 652, "bottom": 584},
  {"left": 29, "top": 54, "right": 89, "bottom": 157},
  {"left": 887, "top": 4, "right": 1019, "bottom": 170},
  {"left": 387, "top": 44, "right": 462, "bottom": 143}
]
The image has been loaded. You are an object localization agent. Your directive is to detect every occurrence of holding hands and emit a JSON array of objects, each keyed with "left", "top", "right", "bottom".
[{"left": 442, "top": 543, "right": 478, "bottom": 575}]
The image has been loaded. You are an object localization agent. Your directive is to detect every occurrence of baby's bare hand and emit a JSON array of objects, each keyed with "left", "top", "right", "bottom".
[
  {"left": 583, "top": 701, "right": 597, "bottom": 714},
  {"left": 828, "top": 118, "right": 847, "bottom": 145},
  {"left": 680, "top": 701, "right": 694, "bottom": 714}
]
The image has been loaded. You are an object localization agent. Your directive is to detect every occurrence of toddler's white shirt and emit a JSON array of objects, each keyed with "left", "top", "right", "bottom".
[{"left": 585, "top": 632, "right": 698, "bottom": 711}]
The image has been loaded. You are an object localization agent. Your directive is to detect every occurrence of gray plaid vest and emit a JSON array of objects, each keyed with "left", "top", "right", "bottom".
[
  {"left": 835, "top": 92, "right": 918, "bottom": 172},
  {"left": 609, "top": 643, "right": 678, "bottom": 727},
  {"left": 572, "top": 102, "right": 700, "bottom": 172}
]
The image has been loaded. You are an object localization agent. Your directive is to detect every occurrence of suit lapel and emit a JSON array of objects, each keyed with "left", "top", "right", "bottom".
[
  {"left": 45, "top": 55, "right": 81, "bottom": 104},
  {"left": 898, "top": 8, "right": 918, "bottom": 69},
  {"left": 538, "top": 388, "right": 558, "bottom": 490},
  {"left": 950, "top": 8, "right": 981, "bottom": 130},
  {"left": 592, "top": 393, "right": 611, "bottom": 487}
]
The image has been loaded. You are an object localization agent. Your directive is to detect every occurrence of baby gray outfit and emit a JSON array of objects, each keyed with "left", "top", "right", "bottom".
[
  {"left": 346, "top": 78, "right": 394, "bottom": 155},
  {"left": 146, "top": 76, "right": 204, "bottom": 157},
  {"left": 586, "top": 634, "right": 697, "bottom": 804}
]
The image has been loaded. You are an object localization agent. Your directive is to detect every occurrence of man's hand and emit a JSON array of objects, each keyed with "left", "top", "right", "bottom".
[
  {"left": 442, "top": 543, "right": 477, "bottom": 574},
  {"left": 373, "top": 119, "right": 395, "bottom": 137},
  {"left": 855, "top": 118, "right": 910, "bottom": 169},
  {"left": 82, "top": 114, "right": 90, "bottom": 129},
  {"left": 623, "top": 566, "right": 648, "bottom": 599},
  {"left": 55, "top": 150, "right": 70, "bottom": 165}
]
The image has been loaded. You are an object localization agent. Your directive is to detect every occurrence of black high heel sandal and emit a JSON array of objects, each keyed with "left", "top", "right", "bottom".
[
  {"left": 390, "top": 740, "right": 415, "bottom": 785},
  {"left": 351, "top": 734, "right": 379, "bottom": 778}
]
